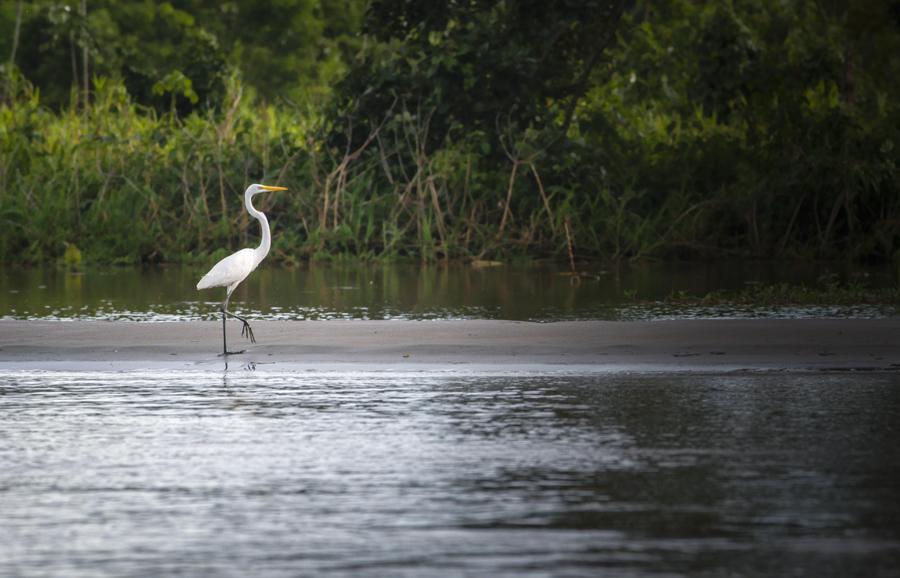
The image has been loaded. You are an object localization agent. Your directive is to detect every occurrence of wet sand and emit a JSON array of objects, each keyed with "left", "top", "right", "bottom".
[{"left": 0, "top": 319, "right": 898, "bottom": 373}]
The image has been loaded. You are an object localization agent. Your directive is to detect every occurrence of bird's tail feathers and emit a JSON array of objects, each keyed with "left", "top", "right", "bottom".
[{"left": 196, "top": 275, "right": 216, "bottom": 290}]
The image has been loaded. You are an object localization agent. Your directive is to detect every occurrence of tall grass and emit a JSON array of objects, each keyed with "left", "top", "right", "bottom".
[
  {"left": 0, "top": 73, "right": 631, "bottom": 266},
  {"left": 1, "top": 73, "right": 311, "bottom": 265},
  {"left": 1, "top": 71, "right": 898, "bottom": 266}
]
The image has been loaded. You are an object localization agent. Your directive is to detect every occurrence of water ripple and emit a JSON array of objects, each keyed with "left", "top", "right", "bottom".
[{"left": 1, "top": 371, "right": 899, "bottom": 576}]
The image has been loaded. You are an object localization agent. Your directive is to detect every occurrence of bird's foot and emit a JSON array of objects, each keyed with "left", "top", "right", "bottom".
[
  {"left": 241, "top": 320, "right": 256, "bottom": 344},
  {"left": 219, "top": 349, "right": 246, "bottom": 356}
]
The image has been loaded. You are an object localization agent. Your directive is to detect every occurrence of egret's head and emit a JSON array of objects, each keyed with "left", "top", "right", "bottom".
[{"left": 248, "top": 183, "right": 288, "bottom": 195}]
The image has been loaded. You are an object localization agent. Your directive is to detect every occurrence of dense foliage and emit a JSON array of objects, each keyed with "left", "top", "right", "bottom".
[{"left": 0, "top": 0, "right": 898, "bottom": 265}]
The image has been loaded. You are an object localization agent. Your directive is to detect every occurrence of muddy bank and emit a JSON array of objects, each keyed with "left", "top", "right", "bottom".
[{"left": 0, "top": 319, "right": 897, "bottom": 373}]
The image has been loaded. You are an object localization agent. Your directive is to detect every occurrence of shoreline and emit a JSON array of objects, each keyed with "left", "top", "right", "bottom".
[{"left": 1, "top": 319, "right": 898, "bottom": 373}]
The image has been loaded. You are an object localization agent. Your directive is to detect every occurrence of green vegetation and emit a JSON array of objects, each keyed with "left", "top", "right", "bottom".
[
  {"left": 662, "top": 277, "right": 900, "bottom": 308},
  {"left": 1, "top": 1, "right": 899, "bottom": 266}
]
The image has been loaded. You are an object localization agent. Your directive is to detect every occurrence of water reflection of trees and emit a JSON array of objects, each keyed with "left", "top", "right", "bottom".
[{"left": 2, "top": 262, "right": 894, "bottom": 320}]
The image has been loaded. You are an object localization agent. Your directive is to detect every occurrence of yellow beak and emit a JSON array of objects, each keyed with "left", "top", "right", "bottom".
[{"left": 259, "top": 185, "right": 288, "bottom": 191}]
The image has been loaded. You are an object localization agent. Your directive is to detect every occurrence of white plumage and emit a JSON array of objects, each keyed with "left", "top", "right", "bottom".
[
  {"left": 196, "top": 248, "right": 257, "bottom": 292},
  {"left": 197, "top": 183, "right": 287, "bottom": 355}
]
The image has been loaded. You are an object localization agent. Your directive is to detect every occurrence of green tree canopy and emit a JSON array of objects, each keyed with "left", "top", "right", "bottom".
[
  {"left": 335, "top": 0, "right": 624, "bottom": 144},
  {"left": 0, "top": 0, "right": 365, "bottom": 112}
]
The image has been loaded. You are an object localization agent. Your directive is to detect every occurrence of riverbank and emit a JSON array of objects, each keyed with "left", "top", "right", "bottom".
[{"left": 0, "top": 319, "right": 898, "bottom": 373}]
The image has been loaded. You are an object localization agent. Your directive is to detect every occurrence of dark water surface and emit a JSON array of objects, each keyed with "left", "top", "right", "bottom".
[
  {"left": 2, "top": 370, "right": 899, "bottom": 577},
  {"left": 0, "top": 262, "right": 896, "bottom": 321}
]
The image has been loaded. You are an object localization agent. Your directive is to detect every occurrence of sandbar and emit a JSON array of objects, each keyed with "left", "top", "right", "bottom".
[{"left": 0, "top": 319, "right": 898, "bottom": 373}]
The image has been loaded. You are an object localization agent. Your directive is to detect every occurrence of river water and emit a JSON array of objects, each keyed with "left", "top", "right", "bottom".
[
  {"left": 0, "top": 261, "right": 896, "bottom": 321},
  {"left": 2, "top": 262, "right": 899, "bottom": 575},
  {"left": 2, "top": 370, "right": 899, "bottom": 577}
]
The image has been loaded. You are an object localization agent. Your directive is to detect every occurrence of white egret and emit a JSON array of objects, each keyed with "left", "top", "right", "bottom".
[{"left": 196, "top": 183, "right": 287, "bottom": 355}]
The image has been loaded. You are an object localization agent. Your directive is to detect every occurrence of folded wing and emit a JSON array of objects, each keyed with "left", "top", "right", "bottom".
[{"left": 196, "top": 248, "right": 256, "bottom": 290}]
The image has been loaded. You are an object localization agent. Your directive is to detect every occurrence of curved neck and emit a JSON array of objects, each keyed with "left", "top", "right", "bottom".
[{"left": 245, "top": 190, "right": 270, "bottom": 265}]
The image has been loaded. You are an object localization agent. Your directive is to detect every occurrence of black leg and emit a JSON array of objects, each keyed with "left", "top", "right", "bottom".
[
  {"left": 222, "top": 309, "right": 227, "bottom": 354},
  {"left": 218, "top": 298, "right": 246, "bottom": 356},
  {"left": 224, "top": 310, "right": 256, "bottom": 344}
]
